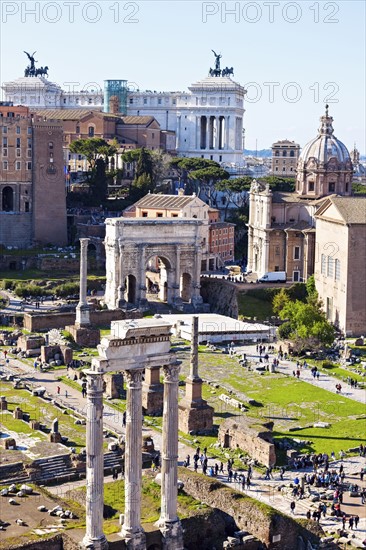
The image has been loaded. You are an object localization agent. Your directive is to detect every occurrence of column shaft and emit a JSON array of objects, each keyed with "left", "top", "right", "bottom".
[
  {"left": 121, "top": 369, "right": 146, "bottom": 549},
  {"left": 159, "top": 364, "right": 184, "bottom": 549},
  {"left": 76, "top": 238, "right": 90, "bottom": 326},
  {"left": 83, "top": 372, "right": 107, "bottom": 549}
]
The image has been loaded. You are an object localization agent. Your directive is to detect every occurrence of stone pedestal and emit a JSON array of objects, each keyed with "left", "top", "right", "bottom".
[
  {"left": 30, "top": 420, "right": 40, "bottom": 430},
  {"left": 0, "top": 396, "right": 8, "bottom": 410},
  {"left": 142, "top": 367, "right": 163, "bottom": 415},
  {"left": 82, "top": 371, "right": 108, "bottom": 550},
  {"left": 49, "top": 432, "right": 62, "bottom": 443},
  {"left": 158, "top": 364, "right": 184, "bottom": 550},
  {"left": 13, "top": 407, "right": 23, "bottom": 419},
  {"left": 65, "top": 325, "right": 100, "bottom": 347},
  {"left": 121, "top": 369, "right": 146, "bottom": 550},
  {"left": 178, "top": 316, "right": 214, "bottom": 434}
]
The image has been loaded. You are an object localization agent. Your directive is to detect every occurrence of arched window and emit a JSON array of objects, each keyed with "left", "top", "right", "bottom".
[
  {"left": 282, "top": 150, "right": 287, "bottom": 157},
  {"left": 88, "top": 126, "right": 95, "bottom": 137},
  {"left": 2, "top": 186, "right": 14, "bottom": 211},
  {"left": 290, "top": 150, "right": 295, "bottom": 157}
]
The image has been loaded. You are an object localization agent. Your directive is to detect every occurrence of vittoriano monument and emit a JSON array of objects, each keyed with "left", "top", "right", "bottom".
[
  {"left": 24, "top": 51, "right": 49, "bottom": 77},
  {"left": 209, "top": 50, "right": 234, "bottom": 78}
]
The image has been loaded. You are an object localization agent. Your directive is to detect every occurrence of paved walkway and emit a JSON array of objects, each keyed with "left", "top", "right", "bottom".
[{"left": 232, "top": 344, "right": 366, "bottom": 404}]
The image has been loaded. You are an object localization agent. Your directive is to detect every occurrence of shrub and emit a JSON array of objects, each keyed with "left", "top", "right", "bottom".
[
  {"left": 322, "top": 361, "right": 337, "bottom": 369},
  {"left": 53, "top": 281, "right": 79, "bottom": 297},
  {"left": 278, "top": 321, "right": 292, "bottom": 340}
]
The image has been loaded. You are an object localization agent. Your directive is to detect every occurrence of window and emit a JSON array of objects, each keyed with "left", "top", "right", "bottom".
[
  {"left": 27, "top": 162, "right": 32, "bottom": 170},
  {"left": 290, "top": 150, "right": 295, "bottom": 157},
  {"left": 275, "top": 167, "right": 278, "bottom": 171},
  {"left": 143, "top": 98, "right": 147, "bottom": 104},
  {"left": 293, "top": 271, "right": 300, "bottom": 282},
  {"left": 27, "top": 138, "right": 32, "bottom": 148},
  {"left": 308, "top": 181, "right": 314, "bottom": 192},
  {"left": 16, "top": 126, "right": 20, "bottom": 134},
  {"left": 172, "top": 214, "right": 178, "bottom": 218},
  {"left": 16, "top": 161, "right": 21, "bottom": 170},
  {"left": 282, "top": 151, "right": 287, "bottom": 157},
  {"left": 88, "top": 126, "right": 94, "bottom": 137},
  {"left": 25, "top": 201, "right": 29, "bottom": 212},
  {"left": 142, "top": 212, "right": 148, "bottom": 217},
  {"left": 321, "top": 254, "right": 326, "bottom": 275},
  {"left": 16, "top": 137, "right": 21, "bottom": 147},
  {"left": 294, "top": 246, "right": 300, "bottom": 260},
  {"left": 76, "top": 126, "right": 80, "bottom": 133},
  {"left": 16, "top": 149, "right": 21, "bottom": 157},
  {"left": 27, "top": 127, "right": 32, "bottom": 134},
  {"left": 27, "top": 150, "right": 32, "bottom": 157},
  {"left": 129, "top": 98, "right": 133, "bottom": 104},
  {"left": 3, "top": 137, "right": 7, "bottom": 147},
  {"left": 3, "top": 149, "right": 7, "bottom": 156},
  {"left": 88, "top": 98, "right": 92, "bottom": 104},
  {"left": 329, "top": 182, "right": 335, "bottom": 193},
  {"left": 275, "top": 246, "right": 280, "bottom": 256},
  {"left": 156, "top": 213, "right": 163, "bottom": 217},
  {"left": 158, "top": 99, "right": 162, "bottom": 105},
  {"left": 327, "top": 256, "right": 334, "bottom": 277},
  {"left": 274, "top": 266, "right": 280, "bottom": 271},
  {"left": 345, "top": 183, "right": 349, "bottom": 192},
  {"left": 335, "top": 259, "right": 340, "bottom": 281},
  {"left": 3, "top": 161, "right": 8, "bottom": 170},
  {"left": 152, "top": 132, "right": 155, "bottom": 139},
  {"left": 3, "top": 127, "right": 8, "bottom": 133}
]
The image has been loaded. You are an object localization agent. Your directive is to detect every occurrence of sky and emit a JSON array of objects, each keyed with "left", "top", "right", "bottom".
[{"left": 1, "top": 0, "right": 365, "bottom": 152}]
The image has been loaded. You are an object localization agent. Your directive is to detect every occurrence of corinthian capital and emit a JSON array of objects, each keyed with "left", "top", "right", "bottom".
[
  {"left": 162, "top": 363, "right": 180, "bottom": 383},
  {"left": 125, "top": 369, "right": 144, "bottom": 388}
]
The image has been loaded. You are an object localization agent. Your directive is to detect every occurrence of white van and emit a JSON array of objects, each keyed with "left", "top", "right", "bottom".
[{"left": 258, "top": 272, "right": 286, "bottom": 283}]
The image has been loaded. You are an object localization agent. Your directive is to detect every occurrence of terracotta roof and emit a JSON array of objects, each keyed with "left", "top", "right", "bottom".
[
  {"left": 134, "top": 194, "right": 198, "bottom": 210},
  {"left": 322, "top": 197, "right": 366, "bottom": 224},
  {"left": 119, "top": 116, "right": 156, "bottom": 126},
  {"left": 32, "top": 108, "right": 105, "bottom": 120}
]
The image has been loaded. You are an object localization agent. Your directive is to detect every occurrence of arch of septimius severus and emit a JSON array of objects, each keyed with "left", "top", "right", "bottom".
[{"left": 103, "top": 218, "right": 205, "bottom": 311}]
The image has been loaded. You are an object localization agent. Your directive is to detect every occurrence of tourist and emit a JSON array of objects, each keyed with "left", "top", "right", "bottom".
[
  {"left": 246, "top": 476, "right": 251, "bottom": 490},
  {"left": 264, "top": 468, "right": 271, "bottom": 480},
  {"left": 240, "top": 475, "right": 246, "bottom": 490},
  {"left": 122, "top": 411, "right": 126, "bottom": 427},
  {"left": 348, "top": 516, "right": 354, "bottom": 530},
  {"left": 354, "top": 515, "right": 359, "bottom": 529},
  {"left": 112, "top": 467, "right": 118, "bottom": 480},
  {"left": 57, "top": 385, "right": 60, "bottom": 395},
  {"left": 361, "top": 488, "right": 366, "bottom": 505},
  {"left": 219, "top": 462, "right": 224, "bottom": 474},
  {"left": 306, "top": 510, "right": 311, "bottom": 520},
  {"left": 65, "top": 389, "right": 68, "bottom": 398},
  {"left": 214, "top": 463, "right": 219, "bottom": 476},
  {"left": 280, "top": 466, "right": 285, "bottom": 481},
  {"left": 342, "top": 514, "right": 346, "bottom": 530},
  {"left": 185, "top": 454, "right": 190, "bottom": 467},
  {"left": 290, "top": 501, "right": 296, "bottom": 514}
]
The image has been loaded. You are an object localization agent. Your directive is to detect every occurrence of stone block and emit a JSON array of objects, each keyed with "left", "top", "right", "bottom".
[
  {"left": 49, "top": 432, "right": 62, "bottom": 443},
  {"left": 13, "top": 407, "right": 23, "bottom": 419},
  {"left": 65, "top": 325, "right": 100, "bottom": 347},
  {"left": 30, "top": 420, "right": 40, "bottom": 430},
  {"left": 4, "top": 438, "right": 16, "bottom": 449},
  {"left": 142, "top": 382, "right": 164, "bottom": 415},
  {"left": 0, "top": 396, "right": 8, "bottom": 410}
]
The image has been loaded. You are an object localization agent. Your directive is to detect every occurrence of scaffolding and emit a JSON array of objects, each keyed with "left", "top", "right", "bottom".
[{"left": 103, "top": 80, "right": 128, "bottom": 114}]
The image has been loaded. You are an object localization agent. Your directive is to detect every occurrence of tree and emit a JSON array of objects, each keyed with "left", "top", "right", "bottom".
[
  {"left": 258, "top": 176, "right": 296, "bottom": 192},
  {"left": 215, "top": 176, "right": 252, "bottom": 219},
  {"left": 189, "top": 166, "right": 229, "bottom": 205},
  {"left": 169, "top": 157, "right": 219, "bottom": 195},
  {"left": 273, "top": 288, "right": 290, "bottom": 315},
  {"left": 276, "top": 299, "right": 335, "bottom": 347},
  {"left": 69, "top": 138, "right": 112, "bottom": 168},
  {"left": 92, "top": 158, "right": 107, "bottom": 203}
]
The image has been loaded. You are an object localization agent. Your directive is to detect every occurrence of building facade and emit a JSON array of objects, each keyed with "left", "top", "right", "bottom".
[
  {"left": 2, "top": 55, "right": 246, "bottom": 165},
  {"left": 247, "top": 107, "right": 353, "bottom": 281},
  {"left": 314, "top": 197, "right": 366, "bottom": 336},
  {"left": 0, "top": 104, "right": 67, "bottom": 247},
  {"left": 271, "top": 139, "right": 300, "bottom": 176}
]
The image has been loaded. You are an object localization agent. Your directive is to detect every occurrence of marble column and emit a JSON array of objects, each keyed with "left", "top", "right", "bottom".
[
  {"left": 121, "top": 369, "right": 146, "bottom": 550},
  {"left": 158, "top": 364, "right": 184, "bottom": 550},
  {"left": 76, "top": 238, "right": 90, "bottom": 326},
  {"left": 192, "top": 245, "right": 203, "bottom": 307},
  {"left": 82, "top": 371, "right": 108, "bottom": 550}
]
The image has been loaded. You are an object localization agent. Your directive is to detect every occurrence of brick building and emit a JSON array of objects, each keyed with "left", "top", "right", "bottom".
[
  {"left": 271, "top": 139, "right": 300, "bottom": 176},
  {"left": 124, "top": 192, "right": 235, "bottom": 270},
  {"left": 32, "top": 109, "right": 176, "bottom": 174},
  {"left": 0, "top": 104, "right": 67, "bottom": 247}
]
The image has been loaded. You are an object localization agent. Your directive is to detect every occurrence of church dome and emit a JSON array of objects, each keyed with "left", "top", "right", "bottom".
[{"left": 298, "top": 106, "right": 351, "bottom": 168}]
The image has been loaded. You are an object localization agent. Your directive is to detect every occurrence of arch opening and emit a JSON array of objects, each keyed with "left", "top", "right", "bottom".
[{"left": 2, "top": 186, "right": 14, "bottom": 212}]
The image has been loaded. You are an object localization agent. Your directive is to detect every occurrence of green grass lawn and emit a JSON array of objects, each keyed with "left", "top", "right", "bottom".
[
  {"left": 237, "top": 293, "right": 274, "bottom": 320},
  {"left": 0, "top": 384, "right": 87, "bottom": 451}
]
